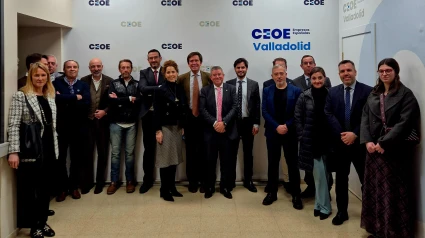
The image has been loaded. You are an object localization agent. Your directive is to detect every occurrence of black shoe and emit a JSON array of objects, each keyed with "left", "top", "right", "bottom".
[
  {"left": 81, "top": 188, "right": 91, "bottom": 194},
  {"left": 332, "top": 212, "right": 349, "bottom": 225},
  {"left": 281, "top": 181, "right": 291, "bottom": 193},
  {"left": 139, "top": 183, "right": 153, "bottom": 194},
  {"left": 262, "top": 193, "right": 277, "bottom": 205},
  {"left": 43, "top": 224, "right": 55, "bottom": 237},
  {"left": 292, "top": 196, "right": 303, "bottom": 210},
  {"left": 31, "top": 228, "right": 44, "bottom": 238},
  {"left": 204, "top": 187, "right": 214, "bottom": 199},
  {"left": 220, "top": 188, "right": 233, "bottom": 199},
  {"left": 243, "top": 181, "right": 257, "bottom": 193},
  {"left": 199, "top": 186, "right": 205, "bottom": 193},
  {"left": 320, "top": 212, "right": 332, "bottom": 220},
  {"left": 314, "top": 209, "right": 320, "bottom": 217},
  {"left": 170, "top": 188, "right": 183, "bottom": 197},
  {"left": 300, "top": 186, "right": 315, "bottom": 198},
  {"left": 188, "top": 184, "right": 198, "bottom": 193},
  {"left": 47, "top": 210, "right": 55, "bottom": 216},
  {"left": 160, "top": 191, "right": 174, "bottom": 202},
  {"left": 94, "top": 185, "right": 104, "bottom": 194}
]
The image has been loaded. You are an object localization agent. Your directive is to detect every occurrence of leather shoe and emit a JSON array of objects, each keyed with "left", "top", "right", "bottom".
[
  {"left": 188, "top": 184, "right": 198, "bottom": 193},
  {"left": 139, "top": 183, "right": 153, "bottom": 194},
  {"left": 199, "top": 186, "right": 205, "bottom": 193},
  {"left": 107, "top": 182, "right": 118, "bottom": 195},
  {"left": 262, "top": 193, "right": 277, "bottom": 205},
  {"left": 126, "top": 181, "right": 136, "bottom": 193},
  {"left": 42, "top": 224, "right": 55, "bottom": 237},
  {"left": 56, "top": 192, "right": 67, "bottom": 202},
  {"left": 243, "top": 181, "right": 257, "bottom": 193},
  {"left": 220, "top": 188, "right": 232, "bottom": 199},
  {"left": 292, "top": 196, "right": 303, "bottom": 210},
  {"left": 47, "top": 210, "right": 55, "bottom": 216},
  {"left": 71, "top": 189, "right": 81, "bottom": 199},
  {"left": 170, "top": 188, "right": 183, "bottom": 197},
  {"left": 320, "top": 212, "right": 332, "bottom": 220},
  {"left": 204, "top": 187, "right": 214, "bottom": 199},
  {"left": 314, "top": 209, "right": 320, "bottom": 217},
  {"left": 300, "top": 186, "right": 315, "bottom": 198},
  {"left": 94, "top": 185, "right": 103, "bottom": 194},
  {"left": 160, "top": 191, "right": 174, "bottom": 202},
  {"left": 332, "top": 212, "right": 349, "bottom": 225},
  {"left": 30, "top": 228, "right": 44, "bottom": 238}
]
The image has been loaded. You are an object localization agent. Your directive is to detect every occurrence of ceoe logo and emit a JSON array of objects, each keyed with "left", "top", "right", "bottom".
[
  {"left": 161, "top": 43, "right": 183, "bottom": 49},
  {"left": 89, "top": 44, "right": 111, "bottom": 50},
  {"left": 304, "top": 0, "right": 324, "bottom": 5},
  {"left": 161, "top": 0, "right": 182, "bottom": 6},
  {"left": 233, "top": 0, "right": 253, "bottom": 6},
  {"left": 121, "top": 21, "right": 142, "bottom": 27},
  {"left": 199, "top": 21, "right": 220, "bottom": 27},
  {"left": 252, "top": 29, "right": 291, "bottom": 40},
  {"left": 88, "top": 0, "right": 110, "bottom": 6}
]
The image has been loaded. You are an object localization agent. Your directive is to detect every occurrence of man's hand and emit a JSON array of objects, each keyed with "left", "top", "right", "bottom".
[
  {"left": 252, "top": 126, "right": 259, "bottom": 135},
  {"left": 109, "top": 92, "right": 117, "bottom": 98},
  {"left": 156, "top": 131, "right": 163, "bottom": 144},
  {"left": 375, "top": 143, "right": 385, "bottom": 154},
  {"left": 76, "top": 94, "right": 82, "bottom": 100},
  {"left": 56, "top": 91, "right": 60, "bottom": 95},
  {"left": 130, "top": 96, "right": 136, "bottom": 103},
  {"left": 366, "top": 142, "right": 376, "bottom": 154},
  {"left": 214, "top": 122, "right": 226, "bottom": 133},
  {"left": 276, "top": 125, "right": 288, "bottom": 135},
  {"left": 94, "top": 110, "right": 106, "bottom": 119},
  {"left": 341, "top": 132, "right": 357, "bottom": 145},
  {"left": 8, "top": 153, "right": 19, "bottom": 169}
]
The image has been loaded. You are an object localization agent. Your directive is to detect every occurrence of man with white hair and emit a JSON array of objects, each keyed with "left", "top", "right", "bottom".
[{"left": 47, "top": 54, "right": 63, "bottom": 81}]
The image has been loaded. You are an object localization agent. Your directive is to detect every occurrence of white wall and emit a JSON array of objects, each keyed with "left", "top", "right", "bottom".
[{"left": 16, "top": 0, "right": 72, "bottom": 28}]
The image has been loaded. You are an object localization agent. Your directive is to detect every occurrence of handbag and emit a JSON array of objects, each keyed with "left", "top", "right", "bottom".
[
  {"left": 19, "top": 96, "right": 43, "bottom": 162},
  {"left": 379, "top": 93, "right": 419, "bottom": 143}
]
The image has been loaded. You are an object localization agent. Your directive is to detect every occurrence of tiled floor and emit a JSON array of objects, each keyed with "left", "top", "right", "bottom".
[{"left": 17, "top": 184, "right": 370, "bottom": 238}]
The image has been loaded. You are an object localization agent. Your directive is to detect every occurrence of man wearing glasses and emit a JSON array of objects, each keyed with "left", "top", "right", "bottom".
[{"left": 53, "top": 60, "right": 91, "bottom": 202}]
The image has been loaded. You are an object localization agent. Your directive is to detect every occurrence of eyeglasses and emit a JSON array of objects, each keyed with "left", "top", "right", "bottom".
[{"left": 378, "top": 69, "right": 393, "bottom": 75}]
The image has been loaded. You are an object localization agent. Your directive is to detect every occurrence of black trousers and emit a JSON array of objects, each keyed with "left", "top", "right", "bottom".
[
  {"left": 266, "top": 133, "right": 301, "bottom": 196},
  {"left": 141, "top": 111, "right": 156, "bottom": 185},
  {"left": 185, "top": 114, "right": 206, "bottom": 187},
  {"left": 235, "top": 118, "right": 255, "bottom": 182},
  {"left": 159, "top": 165, "right": 177, "bottom": 193},
  {"left": 334, "top": 143, "right": 365, "bottom": 213},
  {"left": 81, "top": 118, "right": 110, "bottom": 189},
  {"left": 205, "top": 133, "right": 237, "bottom": 190}
]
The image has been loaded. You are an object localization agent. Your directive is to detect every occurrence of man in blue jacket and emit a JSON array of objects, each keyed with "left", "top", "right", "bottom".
[{"left": 262, "top": 65, "right": 303, "bottom": 209}]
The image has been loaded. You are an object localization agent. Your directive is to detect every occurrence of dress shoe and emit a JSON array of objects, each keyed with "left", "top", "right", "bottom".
[
  {"left": 56, "top": 192, "right": 67, "bottom": 202},
  {"left": 71, "top": 189, "right": 81, "bottom": 199},
  {"left": 30, "top": 228, "right": 44, "bottom": 238},
  {"left": 281, "top": 181, "right": 292, "bottom": 193},
  {"left": 47, "top": 210, "right": 55, "bottom": 216},
  {"left": 188, "top": 184, "right": 198, "bottom": 193},
  {"left": 314, "top": 209, "right": 320, "bottom": 217},
  {"left": 292, "top": 196, "right": 303, "bottom": 210},
  {"left": 262, "top": 193, "right": 277, "bottom": 205},
  {"left": 199, "top": 186, "right": 205, "bottom": 193},
  {"left": 332, "top": 212, "right": 349, "bottom": 225},
  {"left": 320, "top": 212, "right": 332, "bottom": 220},
  {"left": 139, "top": 183, "right": 153, "bottom": 194},
  {"left": 160, "top": 191, "right": 174, "bottom": 202},
  {"left": 243, "top": 181, "right": 257, "bottom": 193},
  {"left": 126, "top": 181, "right": 136, "bottom": 193},
  {"left": 170, "top": 188, "right": 183, "bottom": 197},
  {"left": 220, "top": 188, "right": 233, "bottom": 199},
  {"left": 204, "top": 188, "right": 214, "bottom": 199},
  {"left": 300, "top": 186, "right": 315, "bottom": 198},
  {"left": 107, "top": 182, "right": 118, "bottom": 195},
  {"left": 42, "top": 224, "right": 55, "bottom": 237},
  {"left": 94, "top": 185, "right": 104, "bottom": 194}
]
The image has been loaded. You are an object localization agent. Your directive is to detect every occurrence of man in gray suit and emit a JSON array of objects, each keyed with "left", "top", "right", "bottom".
[{"left": 226, "top": 58, "right": 260, "bottom": 193}]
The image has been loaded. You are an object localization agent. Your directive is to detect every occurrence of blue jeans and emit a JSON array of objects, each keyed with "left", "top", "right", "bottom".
[
  {"left": 109, "top": 123, "right": 137, "bottom": 183},
  {"left": 313, "top": 156, "right": 332, "bottom": 214}
]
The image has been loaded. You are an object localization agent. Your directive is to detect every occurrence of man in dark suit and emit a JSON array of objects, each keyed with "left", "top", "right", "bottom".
[
  {"left": 292, "top": 55, "right": 332, "bottom": 198},
  {"left": 325, "top": 60, "right": 372, "bottom": 225},
  {"left": 177, "top": 52, "right": 210, "bottom": 193},
  {"left": 262, "top": 65, "right": 303, "bottom": 209},
  {"left": 263, "top": 57, "right": 293, "bottom": 88},
  {"left": 226, "top": 58, "right": 260, "bottom": 193},
  {"left": 18, "top": 53, "right": 43, "bottom": 89},
  {"left": 200, "top": 66, "right": 238, "bottom": 199},
  {"left": 138, "top": 49, "right": 165, "bottom": 194},
  {"left": 80, "top": 58, "right": 113, "bottom": 194}
]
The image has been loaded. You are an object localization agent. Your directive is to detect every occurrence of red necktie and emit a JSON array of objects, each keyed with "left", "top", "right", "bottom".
[
  {"left": 154, "top": 70, "right": 158, "bottom": 85},
  {"left": 217, "top": 87, "right": 222, "bottom": 122}
]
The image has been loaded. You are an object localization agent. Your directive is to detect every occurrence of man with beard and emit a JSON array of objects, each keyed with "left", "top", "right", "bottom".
[{"left": 80, "top": 58, "right": 113, "bottom": 194}]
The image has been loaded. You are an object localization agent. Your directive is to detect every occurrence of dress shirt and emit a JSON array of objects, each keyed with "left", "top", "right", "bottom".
[
  {"left": 92, "top": 75, "right": 102, "bottom": 91},
  {"left": 343, "top": 80, "right": 356, "bottom": 108},
  {"left": 304, "top": 74, "right": 310, "bottom": 87}
]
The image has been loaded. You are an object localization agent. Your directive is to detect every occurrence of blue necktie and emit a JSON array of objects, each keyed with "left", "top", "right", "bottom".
[
  {"left": 345, "top": 87, "right": 351, "bottom": 130},
  {"left": 306, "top": 78, "right": 311, "bottom": 87}
]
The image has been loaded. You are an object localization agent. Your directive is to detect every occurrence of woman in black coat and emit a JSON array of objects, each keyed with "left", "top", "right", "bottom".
[
  {"left": 360, "top": 58, "right": 420, "bottom": 238},
  {"left": 294, "top": 67, "right": 332, "bottom": 220}
]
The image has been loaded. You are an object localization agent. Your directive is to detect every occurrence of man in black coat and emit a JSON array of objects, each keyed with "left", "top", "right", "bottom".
[
  {"left": 325, "top": 60, "right": 372, "bottom": 225},
  {"left": 200, "top": 66, "right": 238, "bottom": 199}
]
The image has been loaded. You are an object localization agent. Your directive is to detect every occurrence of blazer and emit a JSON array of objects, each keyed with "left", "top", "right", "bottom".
[
  {"left": 263, "top": 78, "right": 293, "bottom": 88},
  {"left": 80, "top": 74, "right": 113, "bottom": 116},
  {"left": 138, "top": 67, "right": 165, "bottom": 118},
  {"left": 324, "top": 81, "right": 372, "bottom": 146},
  {"left": 226, "top": 78, "right": 261, "bottom": 125},
  {"left": 199, "top": 83, "right": 238, "bottom": 141},
  {"left": 177, "top": 71, "right": 210, "bottom": 109},
  {"left": 360, "top": 83, "right": 420, "bottom": 150},
  {"left": 7, "top": 91, "right": 59, "bottom": 160},
  {"left": 262, "top": 84, "right": 302, "bottom": 138},
  {"left": 293, "top": 75, "right": 332, "bottom": 90}
]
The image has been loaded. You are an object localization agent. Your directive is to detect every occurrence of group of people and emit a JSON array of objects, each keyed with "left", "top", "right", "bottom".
[{"left": 7, "top": 50, "right": 420, "bottom": 238}]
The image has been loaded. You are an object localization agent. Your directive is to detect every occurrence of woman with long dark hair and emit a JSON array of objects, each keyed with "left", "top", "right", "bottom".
[{"left": 360, "top": 58, "right": 420, "bottom": 237}]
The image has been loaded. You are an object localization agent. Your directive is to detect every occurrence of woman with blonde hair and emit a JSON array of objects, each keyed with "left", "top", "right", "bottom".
[{"left": 7, "top": 62, "right": 58, "bottom": 238}]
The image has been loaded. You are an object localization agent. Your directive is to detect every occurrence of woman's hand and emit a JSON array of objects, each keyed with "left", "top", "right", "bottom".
[
  {"left": 8, "top": 153, "right": 19, "bottom": 169},
  {"left": 156, "top": 130, "right": 163, "bottom": 144},
  {"left": 366, "top": 142, "right": 376, "bottom": 154},
  {"left": 375, "top": 143, "right": 385, "bottom": 154}
]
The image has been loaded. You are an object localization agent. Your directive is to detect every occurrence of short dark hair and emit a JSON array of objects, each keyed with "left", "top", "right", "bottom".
[
  {"left": 301, "top": 55, "right": 315, "bottom": 65},
  {"left": 309, "top": 67, "right": 326, "bottom": 78},
  {"left": 147, "top": 49, "right": 161, "bottom": 57},
  {"left": 63, "top": 60, "right": 79, "bottom": 69},
  {"left": 118, "top": 59, "right": 133, "bottom": 69},
  {"left": 338, "top": 60, "right": 356, "bottom": 69},
  {"left": 41, "top": 55, "right": 48, "bottom": 61},
  {"left": 233, "top": 58, "right": 248, "bottom": 68},
  {"left": 273, "top": 57, "right": 287, "bottom": 67},
  {"left": 187, "top": 52, "right": 203, "bottom": 64},
  {"left": 162, "top": 60, "right": 179, "bottom": 75},
  {"left": 25, "top": 53, "right": 42, "bottom": 70}
]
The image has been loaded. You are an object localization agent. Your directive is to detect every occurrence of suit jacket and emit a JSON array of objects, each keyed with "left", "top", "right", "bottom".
[
  {"left": 7, "top": 91, "right": 59, "bottom": 160},
  {"left": 263, "top": 78, "right": 293, "bottom": 88},
  {"left": 138, "top": 67, "right": 165, "bottom": 118},
  {"left": 226, "top": 78, "right": 261, "bottom": 125},
  {"left": 324, "top": 81, "right": 372, "bottom": 147},
  {"left": 80, "top": 74, "right": 113, "bottom": 117},
  {"left": 177, "top": 71, "right": 210, "bottom": 110},
  {"left": 262, "top": 84, "right": 302, "bottom": 138},
  {"left": 199, "top": 83, "right": 238, "bottom": 141},
  {"left": 293, "top": 75, "right": 332, "bottom": 90}
]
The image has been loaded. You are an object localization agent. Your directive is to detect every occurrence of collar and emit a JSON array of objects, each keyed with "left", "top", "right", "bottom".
[
  {"left": 213, "top": 83, "right": 223, "bottom": 89},
  {"left": 304, "top": 74, "right": 310, "bottom": 79},
  {"left": 151, "top": 66, "right": 161, "bottom": 73},
  {"left": 92, "top": 74, "right": 103, "bottom": 82},
  {"left": 344, "top": 80, "right": 357, "bottom": 90},
  {"left": 237, "top": 77, "right": 247, "bottom": 83},
  {"left": 64, "top": 76, "right": 78, "bottom": 85},
  {"left": 190, "top": 71, "right": 200, "bottom": 78}
]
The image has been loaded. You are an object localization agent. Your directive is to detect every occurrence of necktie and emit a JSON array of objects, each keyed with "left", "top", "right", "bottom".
[
  {"left": 237, "top": 81, "right": 243, "bottom": 119},
  {"left": 154, "top": 70, "right": 158, "bottom": 85},
  {"left": 217, "top": 87, "right": 222, "bottom": 122},
  {"left": 306, "top": 77, "right": 311, "bottom": 87},
  {"left": 192, "top": 74, "right": 199, "bottom": 117},
  {"left": 345, "top": 87, "right": 351, "bottom": 130}
]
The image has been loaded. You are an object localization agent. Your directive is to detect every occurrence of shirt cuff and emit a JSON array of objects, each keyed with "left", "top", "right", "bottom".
[
  {"left": 129, "top": 96, "right": 132, "bottom": 101},
  {"left": 253, "top": 124, "right": 259, "bottom": 128},
  {"left": 213, "top": 121, "right": 217, "bottom": 127}
]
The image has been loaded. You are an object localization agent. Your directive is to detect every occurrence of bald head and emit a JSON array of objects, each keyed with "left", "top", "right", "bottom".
[{"left": 89, "top": 58, "right": 103, "bottom": 78}]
